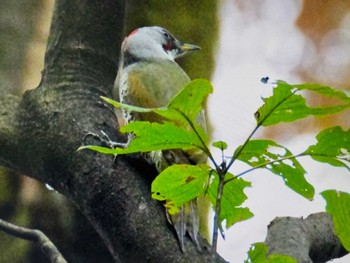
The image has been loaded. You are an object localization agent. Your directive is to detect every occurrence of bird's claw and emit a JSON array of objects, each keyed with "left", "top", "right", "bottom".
[{"left": 83, "top": 130, "right": 128, "bottom": 149}]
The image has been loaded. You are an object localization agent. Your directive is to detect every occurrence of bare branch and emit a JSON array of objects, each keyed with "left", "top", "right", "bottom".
[{"left": 0, "top": 218, "right": 67, "bottom": 263}]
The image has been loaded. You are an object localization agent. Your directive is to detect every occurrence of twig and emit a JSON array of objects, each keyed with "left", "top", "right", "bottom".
[
  {"left": 225, "top": 153, "right": 306, "bottom": 184},
  {"left": 225, "top": 89, "right": 298, "bottom": 172},
  {"left": 0, "top": 218, "right": 67, "bottom": 263},
  {"left": 211, "top": 168, "right": 225, "bottom": 262}
]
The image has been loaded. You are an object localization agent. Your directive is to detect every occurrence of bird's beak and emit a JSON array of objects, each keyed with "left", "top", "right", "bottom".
[
  {"left": 175, "top": 42, "right": 200, "bottom": 58},
  {"left": 180, "top": 43, "right": 201, "bottom": 52}
]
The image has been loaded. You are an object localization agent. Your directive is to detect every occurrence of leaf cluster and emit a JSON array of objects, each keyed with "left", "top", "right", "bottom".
[{"left": 80, "top": 79, "right": 350, "bottom": 261}]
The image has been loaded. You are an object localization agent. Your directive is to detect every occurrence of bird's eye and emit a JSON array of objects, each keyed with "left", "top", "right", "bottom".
[
  {"left": 162, "top": 31, "right": 175, "bottom": 51},
  {"left": 163, "top": 32, "right": 170, "bottom": 39}
]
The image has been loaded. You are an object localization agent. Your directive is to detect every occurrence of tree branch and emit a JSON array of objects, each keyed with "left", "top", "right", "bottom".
[
  {"left": 0, "top": 95, "right": 21, "bottom": 171},
  {"left": 265, "top": 212, "right": 348, "bottom": 263},
  {"left": 0, "top": 218, "right": 67, "bottom": 263}
]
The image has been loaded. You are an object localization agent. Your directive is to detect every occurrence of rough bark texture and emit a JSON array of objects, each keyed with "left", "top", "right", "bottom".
[
  {"left": 0, "top": 0, "right": 225, "bottom": 262},
  {"left": 265, "top": 212, "right": 347, "bottom": 263}
]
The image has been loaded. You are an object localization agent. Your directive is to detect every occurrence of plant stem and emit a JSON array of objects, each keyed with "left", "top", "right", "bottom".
[
  {"left": 211, "top": 168, "right": 225, "bottom": 262},
  {"left": 225, "top": 88, "right": 298, "bottom": 172},
  {"left": 178, "top": 110, "right": 221, "bottom": 171},
  {"left": 225, "top": 153, "right": 306, "bottom": 184}
]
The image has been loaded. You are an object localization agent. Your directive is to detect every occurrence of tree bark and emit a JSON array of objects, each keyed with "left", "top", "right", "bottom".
[
  {"left": 0, "top": 0, "right": 225, "bottom": 262},
  {"left": 265, "top": 212, "right": 348, "bottom": 263}
]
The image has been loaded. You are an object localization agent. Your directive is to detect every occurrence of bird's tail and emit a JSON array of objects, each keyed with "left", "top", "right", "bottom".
[{"left": 166, "top": 199, "right": 202, "bottom": 252}]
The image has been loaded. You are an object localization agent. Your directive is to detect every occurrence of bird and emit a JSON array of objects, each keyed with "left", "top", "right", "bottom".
[{"left": 113, "top": 26, "right": 208, "bottom": 251}]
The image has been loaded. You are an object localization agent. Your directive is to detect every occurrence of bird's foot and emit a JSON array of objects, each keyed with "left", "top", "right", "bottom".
[
  {"left": 99, "top": 130, "right": 129, "bottom": 148},
  {"left": 83, "top": 130, "right": 128, "bottom": 149}
]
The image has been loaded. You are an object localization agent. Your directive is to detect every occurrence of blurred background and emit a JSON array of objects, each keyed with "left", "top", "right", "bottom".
[
  {"left": 209, "top": 1, "right": 350, "bottom": 262},
  {"left": 0, "top": 0, "right": 349, "bottom": 262}
]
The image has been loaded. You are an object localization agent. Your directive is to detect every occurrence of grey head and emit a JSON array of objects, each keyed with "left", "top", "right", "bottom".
[{"left": 121, "top": 26, "right": 200, "bottom": 63}]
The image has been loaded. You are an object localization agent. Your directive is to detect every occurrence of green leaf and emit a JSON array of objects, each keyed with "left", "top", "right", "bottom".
[
  {"left": 121, "top": 121, "right": 207, "bottom": 154},
  {"left": 256, "top": 82, "right": 300, "bottom": 125},
  {"left": 256, "top": 81, "right": 350, "bottom": 126},
  {"left": 208, "top": 172, "right": 253, "bottom": 228},
  {"left": 304, "top": 126, "right": 350, "bottom": 171},
  {"left": 212, "top": 141, "right": 228, "bottom": 150},
  {"left": 84, "top": 122, "right": 207, "bottom": 156},
  {"left": 322, "top": 190, "right": 350, "bottom": 252},
  {"left": 102, "top": 79, "right": 212, "bottom": 127},
  {"left": 294, "top": 83, "right": 350, "bottom": 102},
  {"left": 294, "top": 83, "right": 350, "bottom": 117},
  {"left": 151, "top": 164, "right": 210, "bottom": 214},
  {"left": 101, "top": 96, "right": 160, "bottom": 113},
  {"left": 78, "top": 145, "right": 119, "bottom": 154},
  {"left": 236, "top": 140, "right": 314, "bottom": 200},
  {"left": 154, "top": 79, "right": 213, "bottom": 124},
  {"left": 245, "top": 243, "right": 297, "bottom": 263}
]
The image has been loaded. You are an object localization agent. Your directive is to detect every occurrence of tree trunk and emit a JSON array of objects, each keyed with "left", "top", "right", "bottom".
[{"left": 0, "top": 0, "right": 225, "bottom": 262}]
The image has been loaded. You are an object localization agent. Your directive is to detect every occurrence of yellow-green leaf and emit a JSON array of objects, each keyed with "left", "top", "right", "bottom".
[
  {"left": 322, "top": 190, "right": 350, "bottom": 252},
  {"left": 256, "top": 81, "right": 350, "bottom": 126},
  {"left": 151, "top": 164, "right": 210, "bottom": 214},
  {"left": 245, "top": 243, "right": 297, "bottom": 263},
  {"left": 208, "top": 172, "right": 253, "bottom": 228},
  {"left": 304, "top": 126, "right": 350, "bottom": 171},
  {"left": 236, "top": 140, "right": 314, "bottom": 200}
]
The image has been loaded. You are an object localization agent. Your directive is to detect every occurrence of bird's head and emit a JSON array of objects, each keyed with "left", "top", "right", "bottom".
[{"left": 121, "top": 26, "right": 200, "bottom": 62}]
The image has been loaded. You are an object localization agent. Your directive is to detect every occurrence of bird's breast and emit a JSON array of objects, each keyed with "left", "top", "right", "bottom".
[{"left": 120, "top": 60, "right": 191, "bottom": 109}]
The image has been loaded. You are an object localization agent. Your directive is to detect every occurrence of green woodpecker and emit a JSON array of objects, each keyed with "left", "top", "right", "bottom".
[{"left": 113, "top": 26, "right": 208, "bottom": 251}]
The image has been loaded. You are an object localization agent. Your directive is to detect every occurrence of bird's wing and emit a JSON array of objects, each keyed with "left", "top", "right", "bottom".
[
  {"left": 125, "top": 60, "right": 189, "bottom": 106},
  {"left": 119, "top": 60, "right": 190, "bottom": 123}
]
